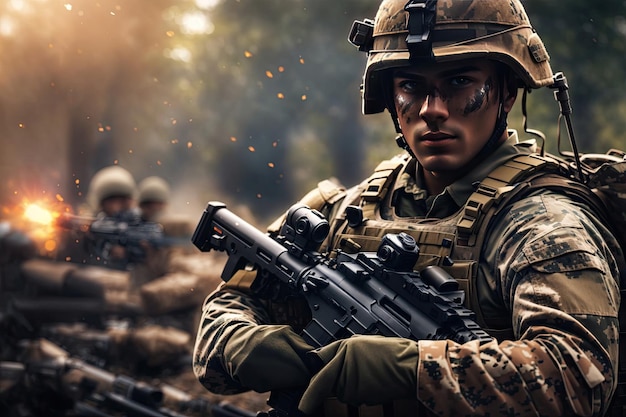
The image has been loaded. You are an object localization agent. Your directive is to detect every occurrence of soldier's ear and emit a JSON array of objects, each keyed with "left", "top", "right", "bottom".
[
  {"left": 503, "top": 84, "right": 518, "bottom": 113},
  {"left": 501, "top": 69, "right": 520, "bottom": 113}
]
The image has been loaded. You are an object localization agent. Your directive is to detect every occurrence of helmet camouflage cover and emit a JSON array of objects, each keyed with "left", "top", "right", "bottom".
[{"left": 351, "top": 0, "right": 554, "bottom": 114}]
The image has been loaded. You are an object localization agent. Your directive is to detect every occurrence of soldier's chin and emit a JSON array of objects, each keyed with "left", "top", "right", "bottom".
[{"left": 417, "top": 156, "right": 464, "bottom": 175}]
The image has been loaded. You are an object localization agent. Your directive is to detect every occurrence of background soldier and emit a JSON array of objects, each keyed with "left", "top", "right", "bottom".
[
  {"left": 192, "top": 1, "right": 623, "bottom": 416},
  {"left": 56, "top": 165, "right": 137, "bottom": 266},
  {"left": 86, "top": 165, "right": 137, "bottom": 218},
  {"left": 137, "top": 176, "right": 171, "bottom": 223}
]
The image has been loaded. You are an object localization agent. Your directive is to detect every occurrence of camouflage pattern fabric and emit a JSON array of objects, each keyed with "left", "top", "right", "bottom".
[{"left": 193, "top": 132, "right": 621, "bottom": 416}]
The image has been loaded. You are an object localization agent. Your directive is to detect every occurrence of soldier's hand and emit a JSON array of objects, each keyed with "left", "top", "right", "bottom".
[
  {"left": 223, "top": 324, "right": 316, "bottom": 392},
  {"left": 298, "top": 335, "right": 418, "bottom": 415}
]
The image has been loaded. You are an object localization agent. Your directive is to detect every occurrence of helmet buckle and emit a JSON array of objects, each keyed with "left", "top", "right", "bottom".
[{"left": 404, "top": 0, "right": 437, "bottom": 59}]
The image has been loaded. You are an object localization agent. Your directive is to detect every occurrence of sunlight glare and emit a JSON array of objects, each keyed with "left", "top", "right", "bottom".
[
  {"left": 0, "top": 16, "right": 15, "bottom": 36},
  {"left": 9, "top": 0, "right": 26, "bottom": 12},
  {"left": 165, "top": 47, "right": 192, "bottom": 63},
  {"left": 195, "top": 0, "right": 221, "bottom": 9},
  {"left": 180, "top": 11, "right": 214, "bottom": 35}
]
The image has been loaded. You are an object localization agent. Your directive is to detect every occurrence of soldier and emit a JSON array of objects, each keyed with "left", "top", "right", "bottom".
[
  {"left": 137, "top": 176, "right": 171, "bottom": 223},
  {"left": 84, "top": 165, "right": 139, "bottom": 267},
  {"left": 55, "top": 165, "right": 137, "bottom": 265},
  {"left": 86, "top": 165, "right": 137, "bottom": 219},
  {"left": 193, "top": 1, "right": 623, "bottom": 417}
]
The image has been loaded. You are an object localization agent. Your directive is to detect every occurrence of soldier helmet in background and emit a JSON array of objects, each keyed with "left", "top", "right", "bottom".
[
  {"left": 137, "top": 176, "right": 170, "bottom": 206},
  {"left": 87, "top": 166, "right": 136, "bottom": 210},
  {"left": 350, "top": 0, "right": 554, "bottom": 115}
]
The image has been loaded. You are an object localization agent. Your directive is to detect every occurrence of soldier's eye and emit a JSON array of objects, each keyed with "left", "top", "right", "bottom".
[
  {"left": 398, "top": 79, "right": 427, "bottom": 95},
  {"left": 449, "top": 76, "right": 472, "bottom": 88}
]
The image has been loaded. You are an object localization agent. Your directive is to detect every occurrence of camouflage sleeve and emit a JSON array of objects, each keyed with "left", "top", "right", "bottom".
[
  {"left": 417, "top": 193, "right": 621, "bottom": 416},
  {"left": 192, "top": 282, "right": 272, "bottom": 394}
]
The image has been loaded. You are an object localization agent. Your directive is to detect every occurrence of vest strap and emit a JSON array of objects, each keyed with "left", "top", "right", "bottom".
[{"left": 457, "top": 154, "right": 558, "bottom": 246}]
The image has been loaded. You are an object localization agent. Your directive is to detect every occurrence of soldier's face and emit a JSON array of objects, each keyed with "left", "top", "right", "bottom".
[
  {"left": 393, "top": 59, "right": 515, "bottom": 175},
  {"left": 101, "top": 196, "right": 133, "bottom": 217}
]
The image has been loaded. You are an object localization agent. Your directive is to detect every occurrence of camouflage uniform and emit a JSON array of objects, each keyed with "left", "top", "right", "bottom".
[
  {"left": 193, "top": 1, "right": 622, "bottom": 415},
  {"left": 194, "top": 132, "right": 621, "bottom": 416}
]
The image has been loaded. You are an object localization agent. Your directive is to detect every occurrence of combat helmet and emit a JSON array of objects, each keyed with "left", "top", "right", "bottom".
[
  {"left": 349, "top": 0, "right": 554, "bottom": 114},
  {"left": 138, "top": 176, "right": 170, "bottom": 205},
  {"left": 87, "top": 165, "right": 136, "bottom": 210}
]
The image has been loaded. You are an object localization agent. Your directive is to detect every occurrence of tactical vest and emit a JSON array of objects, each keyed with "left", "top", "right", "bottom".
[
  {"left": 314, "top": 152, "right": 581, "bottom": 339},
  {"left": 297, "top": 152, "right": 626, "bottom": 417},
  {"left": 240, "top": 151, "right": 625, "bottom": 417}
]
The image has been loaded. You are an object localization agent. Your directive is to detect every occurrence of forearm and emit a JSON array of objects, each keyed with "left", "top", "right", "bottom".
[
  {"left": 420, "top": 194, "right": 619, "bottom": 416},
  {"left": 193, "top": 284, "right": 315, "bottom": 395},
  {"left": 417, "top": 316, "right": 616, "bottom": 417},
  {"left": 193, "top": 284, "right": 272, "bottom": 394}
]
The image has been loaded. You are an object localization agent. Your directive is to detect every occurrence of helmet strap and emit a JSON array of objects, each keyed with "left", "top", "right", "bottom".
[
  {"left": 381, "top": 71, "right": 418, "bottom": 158},
  {"left": 468, "top": 75, "right": 510, "bottom": 166}
]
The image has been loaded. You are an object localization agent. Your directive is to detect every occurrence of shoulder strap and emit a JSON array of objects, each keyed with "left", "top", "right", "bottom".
[
  {"left": 359, "top": 154, "right": 411, "bottom": 220},
  {"left": 457, "top": 154, "right": 563, "bottom": 248}
]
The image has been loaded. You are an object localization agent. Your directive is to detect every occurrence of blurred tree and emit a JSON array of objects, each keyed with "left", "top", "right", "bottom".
[
  {"left": 0, "top": 0, "right": 191, "bottom": 209},
  {"left": 186, "top": 0, "right": 381, "bottom": 221},
  {"left": 524, "top": 0, "right": 626, "bottom": 153}
]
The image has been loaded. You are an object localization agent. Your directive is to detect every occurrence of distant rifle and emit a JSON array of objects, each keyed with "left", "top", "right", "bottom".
[
  {"left": 58, "top": 211, "right": 188, "bottom": 267},
  {"left": 0, "top": 338, "right": 256, "bottom": 417},
  {"left": 192, "top": 202, "right": 492, "bottom": 415}
]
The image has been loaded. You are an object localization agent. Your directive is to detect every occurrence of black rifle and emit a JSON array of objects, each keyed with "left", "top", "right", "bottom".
[
  {"left": 192, "top": 202, "right": 492, "bottom": 415},
  {"left": 58, "top": 211, "right": 188, "bottom": 267}
]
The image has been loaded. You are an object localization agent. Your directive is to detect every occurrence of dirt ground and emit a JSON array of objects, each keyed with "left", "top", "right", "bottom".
[{"left": 151, "top": 250, "right": 272, "bottom": 416}]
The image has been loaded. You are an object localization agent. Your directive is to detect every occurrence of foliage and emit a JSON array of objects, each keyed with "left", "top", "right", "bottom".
[{"left": 0, "top": 0, "right": 625, "bottom": 225}]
